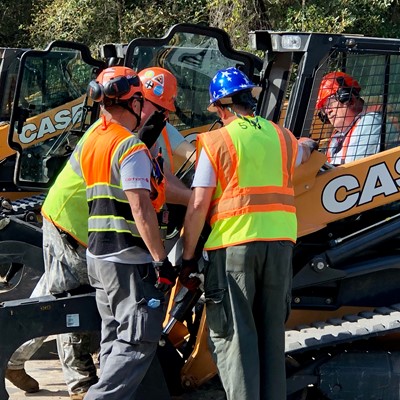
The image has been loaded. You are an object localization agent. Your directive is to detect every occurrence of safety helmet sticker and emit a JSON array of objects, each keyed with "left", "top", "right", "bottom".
[{"left": 143, "top": 70, "right": 164, "bottom": 97}]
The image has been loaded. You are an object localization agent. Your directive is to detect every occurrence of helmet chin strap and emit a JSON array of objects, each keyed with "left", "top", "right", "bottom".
[{"left": 118, "top": 101, "right": 142, "bottom": 131}]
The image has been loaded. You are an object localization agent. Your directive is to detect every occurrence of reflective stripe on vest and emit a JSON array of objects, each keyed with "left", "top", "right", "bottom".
[
  {"left": 161, "top": 125, "right": 174, "bottom": 172},
  {"left": 326, "top": 121, "right": 359, "bottom": 164},
  {"left": 198, "top": 117, "right": 298, "bottom": 250}
]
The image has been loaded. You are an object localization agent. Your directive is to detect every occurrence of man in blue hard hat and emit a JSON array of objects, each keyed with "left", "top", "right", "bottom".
[{"left": 179, "top": 67, "right": 316, "bottom": 400}]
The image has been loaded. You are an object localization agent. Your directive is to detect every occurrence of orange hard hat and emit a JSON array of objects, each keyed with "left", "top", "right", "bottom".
[
  {"left": 316, "top": 71, "right": 361, "bottom": 109},
  {"left": 88, "top": 66, "right": 143, "bottom": 102},
  {"left": 138, "top": 67, "right": 177, "bottom": 112}
]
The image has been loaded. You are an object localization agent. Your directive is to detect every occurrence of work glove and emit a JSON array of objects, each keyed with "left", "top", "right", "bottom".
[
  {"left": 153, "top": 258, "right": 178, "bottom": 293},
  {"left": 179, "top": 258, "right": 202, "bottom": 292},
  {"left": 138, "top": 110, "right": 166, "bottom": 149}
]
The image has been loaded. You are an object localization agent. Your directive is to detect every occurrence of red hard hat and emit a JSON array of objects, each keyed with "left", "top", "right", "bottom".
[
  {"left": 316, "top": 71, "right": 361, "bottom": 109},
  {"left": 138, "top": 67, "right": 177, "bottom": 112}
]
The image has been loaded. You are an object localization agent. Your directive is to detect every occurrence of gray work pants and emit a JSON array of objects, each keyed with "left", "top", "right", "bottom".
[
  {"left": 7, "top": 218, "right": 98, "bottom": 394},
  {"left": 84, "top": 257, "right": 165, "bottom": 400},
  {"left": 204, "top": 241, "right": 293, "bottom": 400}
]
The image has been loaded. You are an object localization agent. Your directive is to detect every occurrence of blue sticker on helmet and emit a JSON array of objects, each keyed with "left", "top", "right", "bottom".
[{"left": 153, "top": 85, "right": 164, "bottom": 97}]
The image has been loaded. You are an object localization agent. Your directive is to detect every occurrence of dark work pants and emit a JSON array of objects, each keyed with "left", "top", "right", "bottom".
[
  {"left": 204, "top": 241, "right": 293, "bottom": 400},
  {"left": 85, "top": 258, "right": 166, "bottom": 400}
]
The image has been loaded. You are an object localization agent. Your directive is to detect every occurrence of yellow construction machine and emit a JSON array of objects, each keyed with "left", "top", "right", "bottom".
[
  {"left": 0, "top": 42, "right": 104, "bottom": 299},
  {"left": 2, "top": 23, "right": 400, "bottom": 399}
]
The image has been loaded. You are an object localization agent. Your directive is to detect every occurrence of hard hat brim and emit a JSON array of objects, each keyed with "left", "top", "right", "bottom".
[{"left": 207, "top": 86, "right": 262, "bottom": 113}]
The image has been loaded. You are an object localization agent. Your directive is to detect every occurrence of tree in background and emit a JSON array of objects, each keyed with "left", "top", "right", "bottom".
[
  {"left": 0, "top": 0, "right": 32, "bottom": 47},
  {"left": 26, "top": 0, "right": 208, "bottom": 52},
  {"left": 1, "top": 0, "right": 400, "bottom": 51},
  {"left": 209, "top": 0, "right": 400, "bottom": 50}
]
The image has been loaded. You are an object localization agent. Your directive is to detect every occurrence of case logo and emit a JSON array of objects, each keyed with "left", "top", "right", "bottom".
[{"left": 322, "top": 159, "right": 400, "bottom": 213}]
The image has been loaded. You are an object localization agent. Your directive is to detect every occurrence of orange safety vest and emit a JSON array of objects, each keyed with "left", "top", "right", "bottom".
[
  {"left": 161, "top": 125, "right": 174, "bottom": 172},
  {"left": 326, "top": 117, "right": 362, "bottom": 164},
  {"left": 79, "top": 120, "right": 166, "bottom": 256},
  {"left": 326, "top": 106, "right": 384, "bottom": 164},
  {"left": 197, "top": 117, "right": 298, "bottom": 250}
]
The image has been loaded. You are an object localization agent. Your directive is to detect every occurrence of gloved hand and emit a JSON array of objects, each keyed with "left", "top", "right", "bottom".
[
  {"left": 153, "top": 258, "right": 178, "bottom": 293},
  {"left": 138, "top": 110, "right": 166, "bottom": 149},
  {"left": 179, "top": 258, "right": 202, "bottom": 292}
]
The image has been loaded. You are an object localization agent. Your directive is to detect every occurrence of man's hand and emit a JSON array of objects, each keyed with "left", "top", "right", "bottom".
[
  {"left": 299, "top": 137, "right": 318, "bottom": 152},
  {"left": 138, "top": 110, "right": 166, "bottom": 149},
  {"left": 153, "top": 258, "right": 177, "bottom": 293},
  {"left": 179, "top": 258, "right": 202, "bottom": 291},
  {"left": 298, "top": 137, "right": 319, "bottom": 164}
]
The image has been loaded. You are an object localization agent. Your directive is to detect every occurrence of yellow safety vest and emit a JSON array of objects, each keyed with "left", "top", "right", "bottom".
[
  {"left": 41, "top": 120, "right": 103, "bottom": 246},
  {"left": 197, "top": 117, "right": 298, "bottom": 250}
]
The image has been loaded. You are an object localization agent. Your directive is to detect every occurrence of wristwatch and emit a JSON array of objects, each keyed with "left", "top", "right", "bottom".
[{"left": 152, "top": 260, "right": 164, "bottom": 268}]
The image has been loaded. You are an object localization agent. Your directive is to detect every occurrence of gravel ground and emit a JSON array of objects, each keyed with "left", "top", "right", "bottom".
[{"left": 6, "top": 359, "right": 226, "bottom": 400}]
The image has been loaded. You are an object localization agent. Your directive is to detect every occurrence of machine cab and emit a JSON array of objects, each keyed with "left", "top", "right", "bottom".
[
  {"left": 7, "top": 24, "right": 262, "bottom": 191},
  {"left": 7, "top": 41, "right": 104, "bottom": 190}
]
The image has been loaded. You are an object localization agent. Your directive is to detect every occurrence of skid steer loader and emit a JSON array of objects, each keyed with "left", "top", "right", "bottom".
[
  {"left": 0, "top": 43, "right": 104, "bottom": 300},
  {"left": 2, "top": 23, "right": 400, "bottom": 399}
]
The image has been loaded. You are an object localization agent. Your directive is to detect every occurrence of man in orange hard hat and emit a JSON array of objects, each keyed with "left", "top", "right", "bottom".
[
  {"left": 138, "top": 67, "right": 195, "bottom": 206},
  {"left": 78, "top": 66, "right": 176, "bottom": 400}
]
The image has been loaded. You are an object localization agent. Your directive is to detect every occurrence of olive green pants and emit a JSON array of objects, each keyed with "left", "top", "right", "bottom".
[{"left": 204, "top": 241, "right": 293, "bottom": 400}]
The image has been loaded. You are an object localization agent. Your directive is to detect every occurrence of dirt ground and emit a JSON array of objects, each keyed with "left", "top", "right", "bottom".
[{"left": 5, "top": 352, "right": 226, "bottom": 400}]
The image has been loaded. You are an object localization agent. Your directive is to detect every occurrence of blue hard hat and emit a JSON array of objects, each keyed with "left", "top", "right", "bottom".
[{"left": 208, "top": 67, "right": 260, "bottom": 111}]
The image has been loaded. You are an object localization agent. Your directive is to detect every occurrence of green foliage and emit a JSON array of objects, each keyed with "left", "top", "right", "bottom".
[
  {"left": 0, "top": 0, "right": 32, "bottom": 47},
  {"left": 1, "top": 0, "right": 400, "bottom": 53},
  {"left": 26, "top": 0, "right": 208, "bottom": 52},
  {"left": 275, "top": 0, "right": 400, "bottom": 38},
  {"left": 207, "top": 0, "right": 400, "bottom": 50}
]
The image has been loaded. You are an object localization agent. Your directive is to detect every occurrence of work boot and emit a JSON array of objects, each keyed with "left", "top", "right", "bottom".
[
  {"left": 70, "top": 392, "right": 87, "bottom": 400},
  {"left": 5, "top": 368, "right": 39, "bottom": 393}
]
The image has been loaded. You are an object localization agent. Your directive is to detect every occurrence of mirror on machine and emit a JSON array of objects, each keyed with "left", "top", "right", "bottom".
[{"left": 8, "top": 42, "right": 104, "bottom": 189}]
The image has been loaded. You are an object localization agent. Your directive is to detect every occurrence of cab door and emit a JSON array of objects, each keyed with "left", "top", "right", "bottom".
[{"left": 8, "top": 41, "right": 104, "bottom": 190}]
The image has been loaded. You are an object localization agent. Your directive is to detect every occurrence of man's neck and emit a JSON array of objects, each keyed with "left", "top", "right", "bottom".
[{"left": 103, "top": 107, "right": 137, "bottom": 131}]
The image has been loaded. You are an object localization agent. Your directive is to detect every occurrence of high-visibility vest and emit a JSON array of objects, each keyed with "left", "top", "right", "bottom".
[
  {"left": 41, "top": 120, "right": 103, "bottom": 246},
  {"left": 326, "top": 116, "right": 362, "bottom": 164},
  {"left": 326, "top": 107, "right": 386, "bottom": 164},
  {"left": 78, "top": 120, "right": 166, "bottom": 256},
  {"left": 198, "top": 117, "right": 298, "bottom": 250},
  {"left": 161, "top": 124, "right": 174, "bottom": 172},
  {"left": 42, "top": 119, "right": 168, "bottom": 250}
]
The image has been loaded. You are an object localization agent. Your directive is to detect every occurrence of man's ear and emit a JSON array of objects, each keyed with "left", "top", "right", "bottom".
[
  {"left": 347, "top": 95, "right": 357, "bottom": 107},
  {"left": 215, "top": 105, "right": 224, "bottom": 119},
  {"left": 132, "top": 97, "right": 143, "bottom": 113},
  {"left": 217, "top": 105, "right": 229, "bottom": 120}
]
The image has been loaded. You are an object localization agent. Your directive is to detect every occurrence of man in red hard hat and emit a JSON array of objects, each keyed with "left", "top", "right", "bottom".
[{"left": 316, "top": 71, "right": 382, "bottom": 164}]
